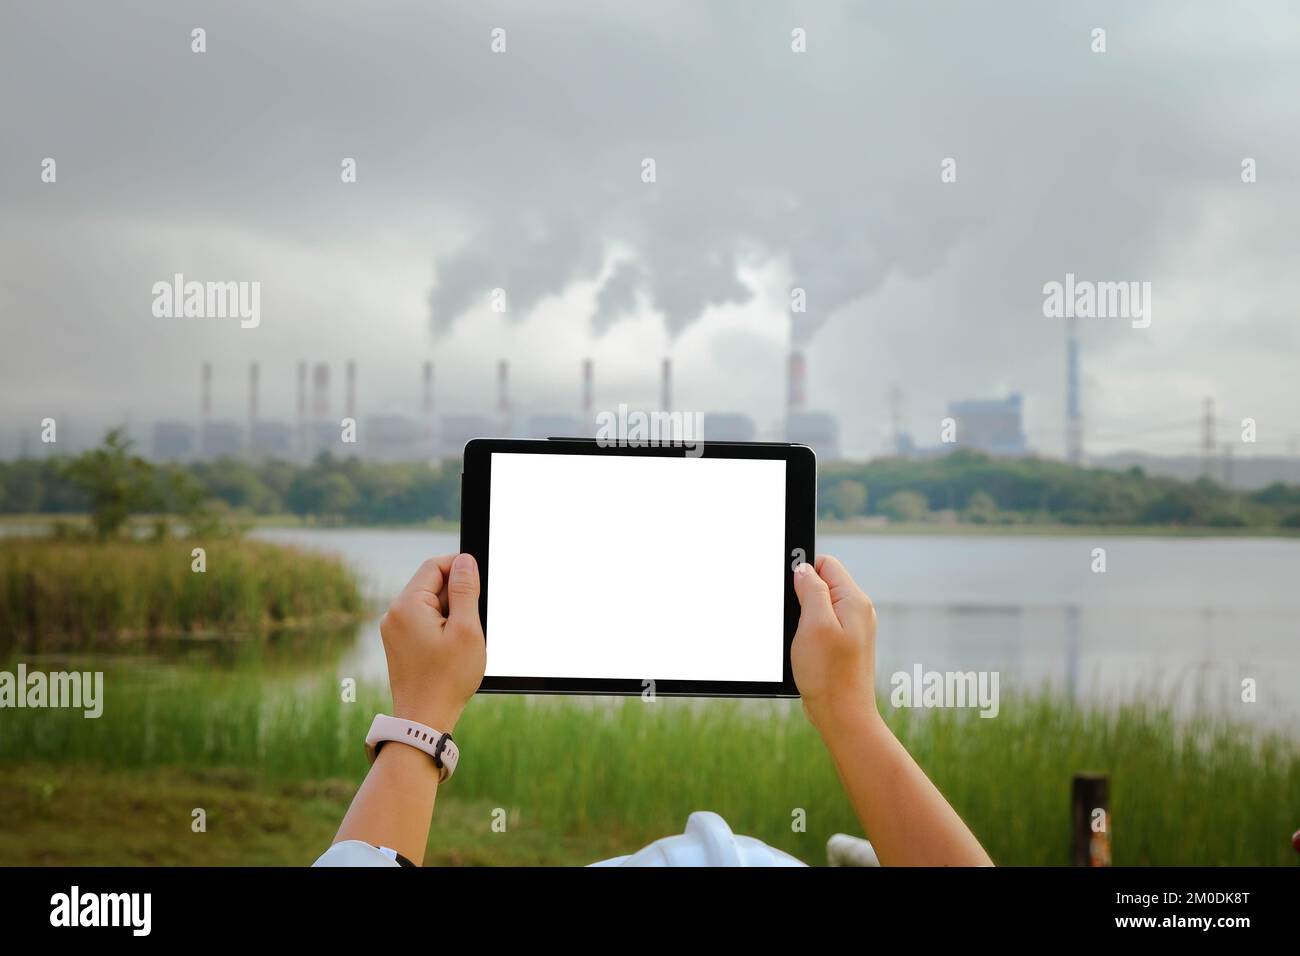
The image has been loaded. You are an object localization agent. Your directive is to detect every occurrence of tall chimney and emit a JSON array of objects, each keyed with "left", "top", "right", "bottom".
[
  {"left": 889, "top": 384, "right": 902, "bottom": 455},
  {"left": 581, "top": 358, "right": 593, "bottom": 415},
  {"left": 297, "top": 361, "right": 308, "bottom": 458},
  {"left": 497, "top": 359, "right": 510, "bottom": 437},
  {"left": 421, "top": 360, "right": 435, "bottom": 457},
  {"left": 1065, "top": 316, "right": 1082, "bottom": 464},
  {"left": 1201, "top": 397, "right": 1216, "bottom": 478},
  {"left": 201, "top": 361, "right": 212, "bottom": 419},
  {"left": 787, "top": 351, "right": 806, "bottom": 416},
  {"left": 312, "top": 362, "right": 330, "bottom": 423},
  {"left": 249, "top": 361, "right": 260, "bottom": 423},
  {"left": 660, "top": 357, "right": 672, "bottom": 412},
  {"left": 345, "top": 360, "right": 357, "bottom": 421}
]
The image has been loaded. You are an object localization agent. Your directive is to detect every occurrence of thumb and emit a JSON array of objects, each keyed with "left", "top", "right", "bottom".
[
  {"left": 793, "top": 562, "right": 837, "bottom": 629},
  {"left": 446, "top": 553, "right": 483, "bottom": 635}
]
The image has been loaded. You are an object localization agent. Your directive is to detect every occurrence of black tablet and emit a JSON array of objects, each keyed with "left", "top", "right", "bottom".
[{"left": 459, "top": 438, "right": 817, "bottom": 698}]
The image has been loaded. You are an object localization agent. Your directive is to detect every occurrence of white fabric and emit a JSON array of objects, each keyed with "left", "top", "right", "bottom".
[
  {"left": 589, "top": 811, "right": 807, "bottom": 867},
  {"left": 315, "top": 813, "right": 808, "bottom": 867},
  {"left": 313, "top": 840, "right": 402, "bottom": 867}
]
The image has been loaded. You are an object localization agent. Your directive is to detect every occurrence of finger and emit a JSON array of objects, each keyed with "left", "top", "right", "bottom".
[
  {"left": 814, "top": 555, "right": 861, "bottom": 606},
  {"left": 815, "top": 554, "right": 873, "bottom": 628},
  {"left": 793, "top": 561, "right": 838, "bottom": 629},
  {"left": 446, "top": 552, "right": 484, "bottom": 637},
  {"left": 399, "top": 555, "right": 455, "bottom": 619}
]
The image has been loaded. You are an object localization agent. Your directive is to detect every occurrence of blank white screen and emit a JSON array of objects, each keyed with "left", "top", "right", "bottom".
[{"left": 485, "top": 453, "right": 787, "bottom": 682}]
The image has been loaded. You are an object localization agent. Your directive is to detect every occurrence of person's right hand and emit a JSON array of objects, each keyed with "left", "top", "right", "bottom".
[{"left": 791, "top": 555, "right": 879, "bottom": 731}]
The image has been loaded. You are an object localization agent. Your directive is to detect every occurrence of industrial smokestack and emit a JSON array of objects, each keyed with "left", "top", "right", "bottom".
[
  {"left": 660, "top": 357, "right": 672, "bottom": 412},
  {"left": 1066, "top": 317, "right": 1082, "bottom": 464},
  {"left": 889, "top": 384, "right": 902, "bottom": 455},
  {"left": 249, "top": 361, "right": 260, "bottom": 423},
  {"left": 581, "top": 358, "right": 593, "bottom": 415},
  {"left": 345, "top": 360, "right": 357, "bottom": 421},
  {"left": 1201, "top": 397, "right": 1216, "bottom": 478},
  {"left": 787, "top": 351, "right": 806, "bottom": 416},
  {"left": 201, "top": 361, "right": 213, "bottom": 419},
  {"left": 421, "top": 360, "right": 435, "bottom": 457},
  {"left": 312, "top": 362, "right": 330, "bottom": 422},
  {"left": 497, "top": 359, "right": 510, "bottom": 437},
  {"left": 297, "top": 361, "right": 308, "bottom": 459}
]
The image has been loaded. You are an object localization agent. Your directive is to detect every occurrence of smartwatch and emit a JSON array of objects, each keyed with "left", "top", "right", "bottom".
[{"left": 364, "top": 714, "right": 459, "bottom": 782}]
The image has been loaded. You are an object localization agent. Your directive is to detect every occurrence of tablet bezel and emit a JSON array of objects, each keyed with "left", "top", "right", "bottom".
[{"left": 459, "top": 437, "right": 816, "bottom": 698}]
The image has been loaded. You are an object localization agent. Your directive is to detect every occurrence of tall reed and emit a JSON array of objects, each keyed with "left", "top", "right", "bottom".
[{"left": 0, "top": 538, "right": 364, "bottom": 646}]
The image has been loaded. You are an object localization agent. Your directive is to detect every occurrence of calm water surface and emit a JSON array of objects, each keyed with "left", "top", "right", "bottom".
[{"left": 249, "top": 528, "right": 1300, "bottom": 729}]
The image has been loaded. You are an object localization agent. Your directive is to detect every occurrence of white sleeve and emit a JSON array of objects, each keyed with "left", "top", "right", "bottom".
[{"left": 312, "top": 840, "right": 403, "bottom": 867}]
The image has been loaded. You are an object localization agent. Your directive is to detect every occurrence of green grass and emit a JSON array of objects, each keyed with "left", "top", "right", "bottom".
[
  {"left": 0, "top": 764, "right": 630, "bottom": 866},
  {"left": 0, "top": 669, "right": 1295, "bottom": 866},
  {"left": 0, "top": 538, "right": 365, "bottom": 647},
  {"left": 16, "top": 513, "right": 1300, "bottom": 539},
  {"left": 0, "top": 513, "right": 462, "bottom": 532},
  {"left": 817, "top": 519, "right": 1300, "bottom": 538}
]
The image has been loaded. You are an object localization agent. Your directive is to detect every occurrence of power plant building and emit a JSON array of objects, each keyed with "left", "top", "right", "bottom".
[{"left": 948, "top": 393, "right": 1027, "bottom": 456}]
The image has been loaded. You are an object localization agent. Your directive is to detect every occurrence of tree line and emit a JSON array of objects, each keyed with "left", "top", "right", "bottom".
[
  {"left": 3, "top": 435, "right": 1299, "bottom": 530},
  {"left": 0, "top": 430, "right": 461, "bottom": 535},
  {"left": 819, "top": 451, "right": 1300, "bottom": 528}
]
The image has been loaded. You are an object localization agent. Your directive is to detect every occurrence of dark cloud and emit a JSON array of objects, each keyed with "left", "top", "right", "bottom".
[{"left": 1, "top": 0, "right": 1297, "bottom": 456}]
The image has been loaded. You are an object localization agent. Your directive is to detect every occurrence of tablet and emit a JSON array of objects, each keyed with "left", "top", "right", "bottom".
[{"left": 459, "top": 438, "right": 816, "bottom": 698}]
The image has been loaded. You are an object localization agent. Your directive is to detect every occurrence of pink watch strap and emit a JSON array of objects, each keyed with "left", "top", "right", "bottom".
[{"left": 364, "top": 714, "right": 459, "bottom": 782}]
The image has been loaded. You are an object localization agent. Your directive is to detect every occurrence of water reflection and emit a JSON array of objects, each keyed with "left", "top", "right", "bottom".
[{"left": 6, "top": 528, "right": 1297, "bottom": 730}]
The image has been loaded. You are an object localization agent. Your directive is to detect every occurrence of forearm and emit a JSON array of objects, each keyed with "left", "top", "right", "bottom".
[
  {"left": 815, "top": 706, "right": 992, "bottom": 866},
  {"left": 333, "top": 742, "right": 440, "bottom": 864}
]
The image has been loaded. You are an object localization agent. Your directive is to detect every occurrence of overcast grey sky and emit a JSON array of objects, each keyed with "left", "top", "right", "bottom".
[{"left": 2, "top": 0, "right": 1297, "bottom": 458}]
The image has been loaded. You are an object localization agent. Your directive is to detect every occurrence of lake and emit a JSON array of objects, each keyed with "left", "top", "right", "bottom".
[{"left": 248, "top": 528, "right": 1300, "bottom": 729}]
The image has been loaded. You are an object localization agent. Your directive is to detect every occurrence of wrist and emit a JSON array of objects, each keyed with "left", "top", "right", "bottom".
[
  {"left": 373, "top": 732, "right": 442, "bottom": 779},
  {"left": 392, "top": 697, "right": 463, "bottom": 733},
  {"left": 805, "top": 694, "right": 883, "bottom": 740}
]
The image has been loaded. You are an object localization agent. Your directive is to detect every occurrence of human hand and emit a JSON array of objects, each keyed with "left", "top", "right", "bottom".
[
  {"left": 790, "top": 555, "right": 879, "bottom": 733},
  {"left": 378, "top": 553, "right": 486, "bottom": 732}
]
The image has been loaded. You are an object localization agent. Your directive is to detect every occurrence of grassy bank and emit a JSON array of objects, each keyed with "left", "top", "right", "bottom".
[
  {"left": 0, "top": 764, "right": 625, "bottom": 866},
  {"left": 0, "top": 538, "right": 364, "bottom": 647},
  {"left": 1, "top": 671, "right": 1294, "bottom": 865},
  {"left": 817, "top": 519, "right": 1300, "bottom": 538},
  {"left": 0, "top": 513, "right": 442, "bottom": 535},
  {"left": 13, "top": 513, "right": 1300, "bottom": 538}
]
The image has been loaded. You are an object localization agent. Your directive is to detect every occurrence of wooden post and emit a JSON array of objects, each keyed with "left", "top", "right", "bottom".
[{"left": 1072, "top": 773, "right": 1111, "bottom": 867}]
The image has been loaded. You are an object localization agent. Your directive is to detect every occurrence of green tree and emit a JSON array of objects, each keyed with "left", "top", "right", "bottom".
[
  {"left": 827, "top": 479, "right": 868, "bottom": 519},
  {"left": 192, "top": 458, "right": 278, "bottom": 513},
  {"left": 963, "top": 489, "right": 999, "bottom": 524},
  {"left": 878, "top": 489, "right": 929, "bottom": 523},
  {"left": 159, "top": 466, "right": 228, "bottom": 538},
  {"left": 315, "top": 473, "right": 359, "bottom": 516},
  {"left": 288, "top": 470, "right": 359, "bottom": 518},
  {"left": 61, "top": 428, "right": 155, "bottom": 539}
]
